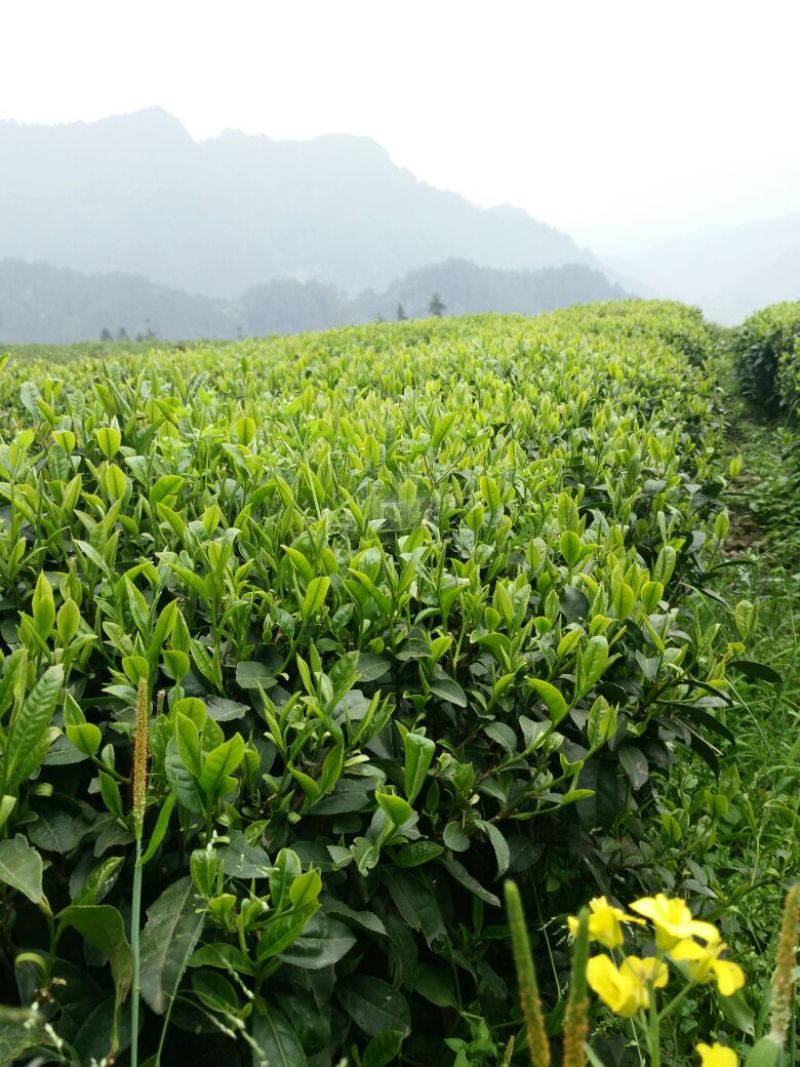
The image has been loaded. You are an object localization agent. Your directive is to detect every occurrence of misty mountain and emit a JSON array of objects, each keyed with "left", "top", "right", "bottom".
[
  {"left": 0, "top": 257, "right": 632, "bottom": 344},
  {"left": 612, "top": 213, "right": 800, "bottom": 324},
  {"left": 0, "top": 109, "right": 597, "bottom": 298}
]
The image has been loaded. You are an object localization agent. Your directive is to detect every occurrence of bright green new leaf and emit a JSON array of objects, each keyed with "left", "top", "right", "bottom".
[
  {"left": 403, "top": 731, "right": 435, "bottom": 803},
  {"left": 301, "top": 576, "right": 330, "bottom": 622},
  {"left": 528, "top": 678, "right": 568, "bottom": 724}
]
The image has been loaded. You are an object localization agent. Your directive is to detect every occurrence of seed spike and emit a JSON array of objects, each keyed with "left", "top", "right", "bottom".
[
  {"left": 563, "top": 907, "right": 590, "bottom": 1067},
  {"left": 768, "top": 882, "right": 800, "bottom": 1046},
  {"left": 132, "top": 676, "right": 149, "bottom": 841},
  {"left": 504, "top": 880, "right": 552, "bottom": 1067}
]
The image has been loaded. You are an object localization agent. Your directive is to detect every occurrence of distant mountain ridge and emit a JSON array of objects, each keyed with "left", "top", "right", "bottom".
[
  {"left": 0, "top": 109, "right": 598, "bottom": 298},
  {"left": 0, "top": 257, "right": 632, "bottom": 344},
  {"left": 613, "top": 213, "right": 800, "bottom": 324}
]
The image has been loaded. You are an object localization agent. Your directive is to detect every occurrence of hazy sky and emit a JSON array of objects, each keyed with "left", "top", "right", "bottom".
[{"left": 2, "top": 0, "right": 799, "bottom": 254}]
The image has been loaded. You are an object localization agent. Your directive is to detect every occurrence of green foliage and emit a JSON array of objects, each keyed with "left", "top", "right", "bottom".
[
  {"left": 732, "top": 301, "right": 800, "bottom": 414},
  {"left": 0, "top": 303, "right": 743, "bottom": 1063}
]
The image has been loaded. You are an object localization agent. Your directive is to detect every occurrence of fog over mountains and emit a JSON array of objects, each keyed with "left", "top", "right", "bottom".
[
  {"left": 0, "top": 108, "right": 796, "bottom": 339},
  {"left": 0, "top": 108, "right": 595, "bottom": 298},
  {"left": 612, "top": 213, "right": 800, "bottom": 325}
]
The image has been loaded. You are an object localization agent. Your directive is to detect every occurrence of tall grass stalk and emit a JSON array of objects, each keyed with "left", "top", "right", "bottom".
[
  {"left": 130, "top": 678, "right": 149, "bottom": 1067},
  {"left": 504, "top": 880, "right": 552, "bottom": 1067},
  {"left": 562, "top": 908, "right": 590, "bottom": 1067}
]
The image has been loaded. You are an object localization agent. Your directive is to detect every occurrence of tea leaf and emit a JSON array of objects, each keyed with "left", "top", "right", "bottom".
[
  {"left": 4, "top": 665, "right": 63, "bottom": 791},
  {"left": 0, "top": 836, "right": 43, "bottom": 902},
  {"left": 139, "top": 877, "right": 205, "bottom": 1015}
]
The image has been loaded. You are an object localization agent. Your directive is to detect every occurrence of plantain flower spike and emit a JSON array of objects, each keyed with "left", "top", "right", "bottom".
[
  {"left": 768, "top": 882, "right": 799, "bottom": 1045},
  {"left": 504, "top": 880, "right": 552, "bottom": 1067},
  {"left": 744, "top": 882, "right": 799, "bottom": 1067},
  {"left": 132, "top": 676, "right": 149, "bottom": 841},
  {"left": 562, "top": 907, "right": 590, "bottom": 1067}
]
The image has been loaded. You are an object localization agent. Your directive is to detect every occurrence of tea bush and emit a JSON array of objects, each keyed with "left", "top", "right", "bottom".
[
  {"left": 731, "top": 302, "right": 800, "bottom": 415},
  {"left": 0, "top": 304, "right": 744, "bottom": 1065}
]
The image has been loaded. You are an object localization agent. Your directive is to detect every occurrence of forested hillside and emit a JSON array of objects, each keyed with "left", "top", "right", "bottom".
[{"left": 0, "top": 257, "right": 630, "bottom": 343}]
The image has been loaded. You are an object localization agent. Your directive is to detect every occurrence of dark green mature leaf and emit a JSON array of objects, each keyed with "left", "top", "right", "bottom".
[
  {"left": 356, "top": 653, "right": 391, "bottom": 682},
  {"left": 217, "top": 830, "right": 271, "bottom": 878},
  {"left": 477, "top": 820, "right": 511, "bottom": 878},
  {"left": 0, "top": 835, "right": 43, "bottom": 902},
  {"left": 440, "top": 857, "right": 500, "bottom": 907},
  {"left": 729, "top": 659, "right": 783, "bottom": 687},
  {"left": 718, "top": 990, "right": 756, "bottom": 1035},
  {"left": 337, "top": 975, "right": 411, "bottom": 1038},
  {"left": 58, "top": 905, "right": 133, "bottom": 1006},
  {"left": 277, "top": 914, "right": 357, "bottom": 969},
  {"left": 362, "top": 1030, "right": 405, "bottom": 1067},
  {"left": 443, "top": 821, "right": 470, "bottom": 852},
  {"left": 189, "top": 942, "right": 254, "bottom": 976},
  {"left": 560, "top": 585, "right": 589, "bottom": 623},
  {"left": 205, "top": 695, "right": 250, "bottom": 721},
  {"left": 251, "top": 1005, "right": 309, "bottom": 1067},
  {"left": 412, "top": 963, "right": 458, "bottom": 1008},
  {"left": 321, "top": 896, "right": 387, "bottom": 936},
  {"left": 392, "top": 841, "right": 445, "bottom": 867},
  {"left": 0, "top": 1009, "right": 46, "bottom": 1065},
  {"left": 73, "top": 996, "right": 132, "bottom": 1064},
  {"left": 28, "top": 806, "right": 90, "bottom": 854},
  {"left": 429, "top": 675, "right": 467, "bottom": 707},
  {"left": 383, "top": 868, "right": 446, "bottom": 945},
  {"left": 139, "top": 877, "right": 206, "bottom": 1015},
  {"left": 165, "top": 737, "right": 204, "bottom": 815},
  {"left": 618, "top": 745, "right": 649, "bottom": 791},
  {"left": 235, "top": 661, "right": 276, "bottom": 690},
  {"left": 192, "top": 970, "right": 240, "bottom": 1015}
]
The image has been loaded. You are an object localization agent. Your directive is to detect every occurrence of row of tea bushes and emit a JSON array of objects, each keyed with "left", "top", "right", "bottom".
[
  {"left": 731, "top": 300, "right": 800, "bottom": 414},
  {"left": 0, "top": 303, "right": 744, "bottom": 1065}
]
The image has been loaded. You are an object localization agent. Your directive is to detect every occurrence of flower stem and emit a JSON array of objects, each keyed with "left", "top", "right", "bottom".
[
  {"left": 131, "top": 836, "right": 143, "bottom": 1067},
  {"left": 647, "top": 990, "right": 661, "bottom": 1067},
  {"left": 656, "top": 979, "right": 695, "bottom": 1023}
]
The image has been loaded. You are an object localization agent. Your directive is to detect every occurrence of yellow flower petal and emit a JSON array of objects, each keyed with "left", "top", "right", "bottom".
[
  {"left": 621, "top": 955, "right": 669, "bottom": 989},
  {"left": 671, "top": 939, "right": 745, "bottom": 995},
  {"left": 567, "top": 897, "right": 641, "bottom": 949},
  {"left": 696, "top": 1041, "right": 738, "bottom": 1067},
  {"left": 631, "top": 894, "right": 720, "bottom": 949},
  {"left": 586, "top": 954, "right": 648, "bottom": 1017},
  {"left": 711, "top": 959, "right": 745, "bottom": 996}
]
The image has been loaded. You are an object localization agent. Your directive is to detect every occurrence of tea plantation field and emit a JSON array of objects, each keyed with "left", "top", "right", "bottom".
[{"left": 0, "top": 303, "right": 794, "bottom": 1066}]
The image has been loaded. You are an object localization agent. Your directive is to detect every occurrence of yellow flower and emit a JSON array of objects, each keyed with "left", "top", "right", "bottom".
[
  {"left": 696, "top": 1041, "right": 738, "bottom": 1067},
  {"left": 586, "top": 954, "right": 649, "bottom": 1017},
  {"left": 620, "top": 955, "right": 669, "bottom": 989},
  {"left": 630, "top": 894, "right": 720, "bottom": 949},
  {"left": 671, "top": 939, "right": 745, "bottom": 996},
  {"left": 567, "top": 896, "right": 642, "bottom": 949}
]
